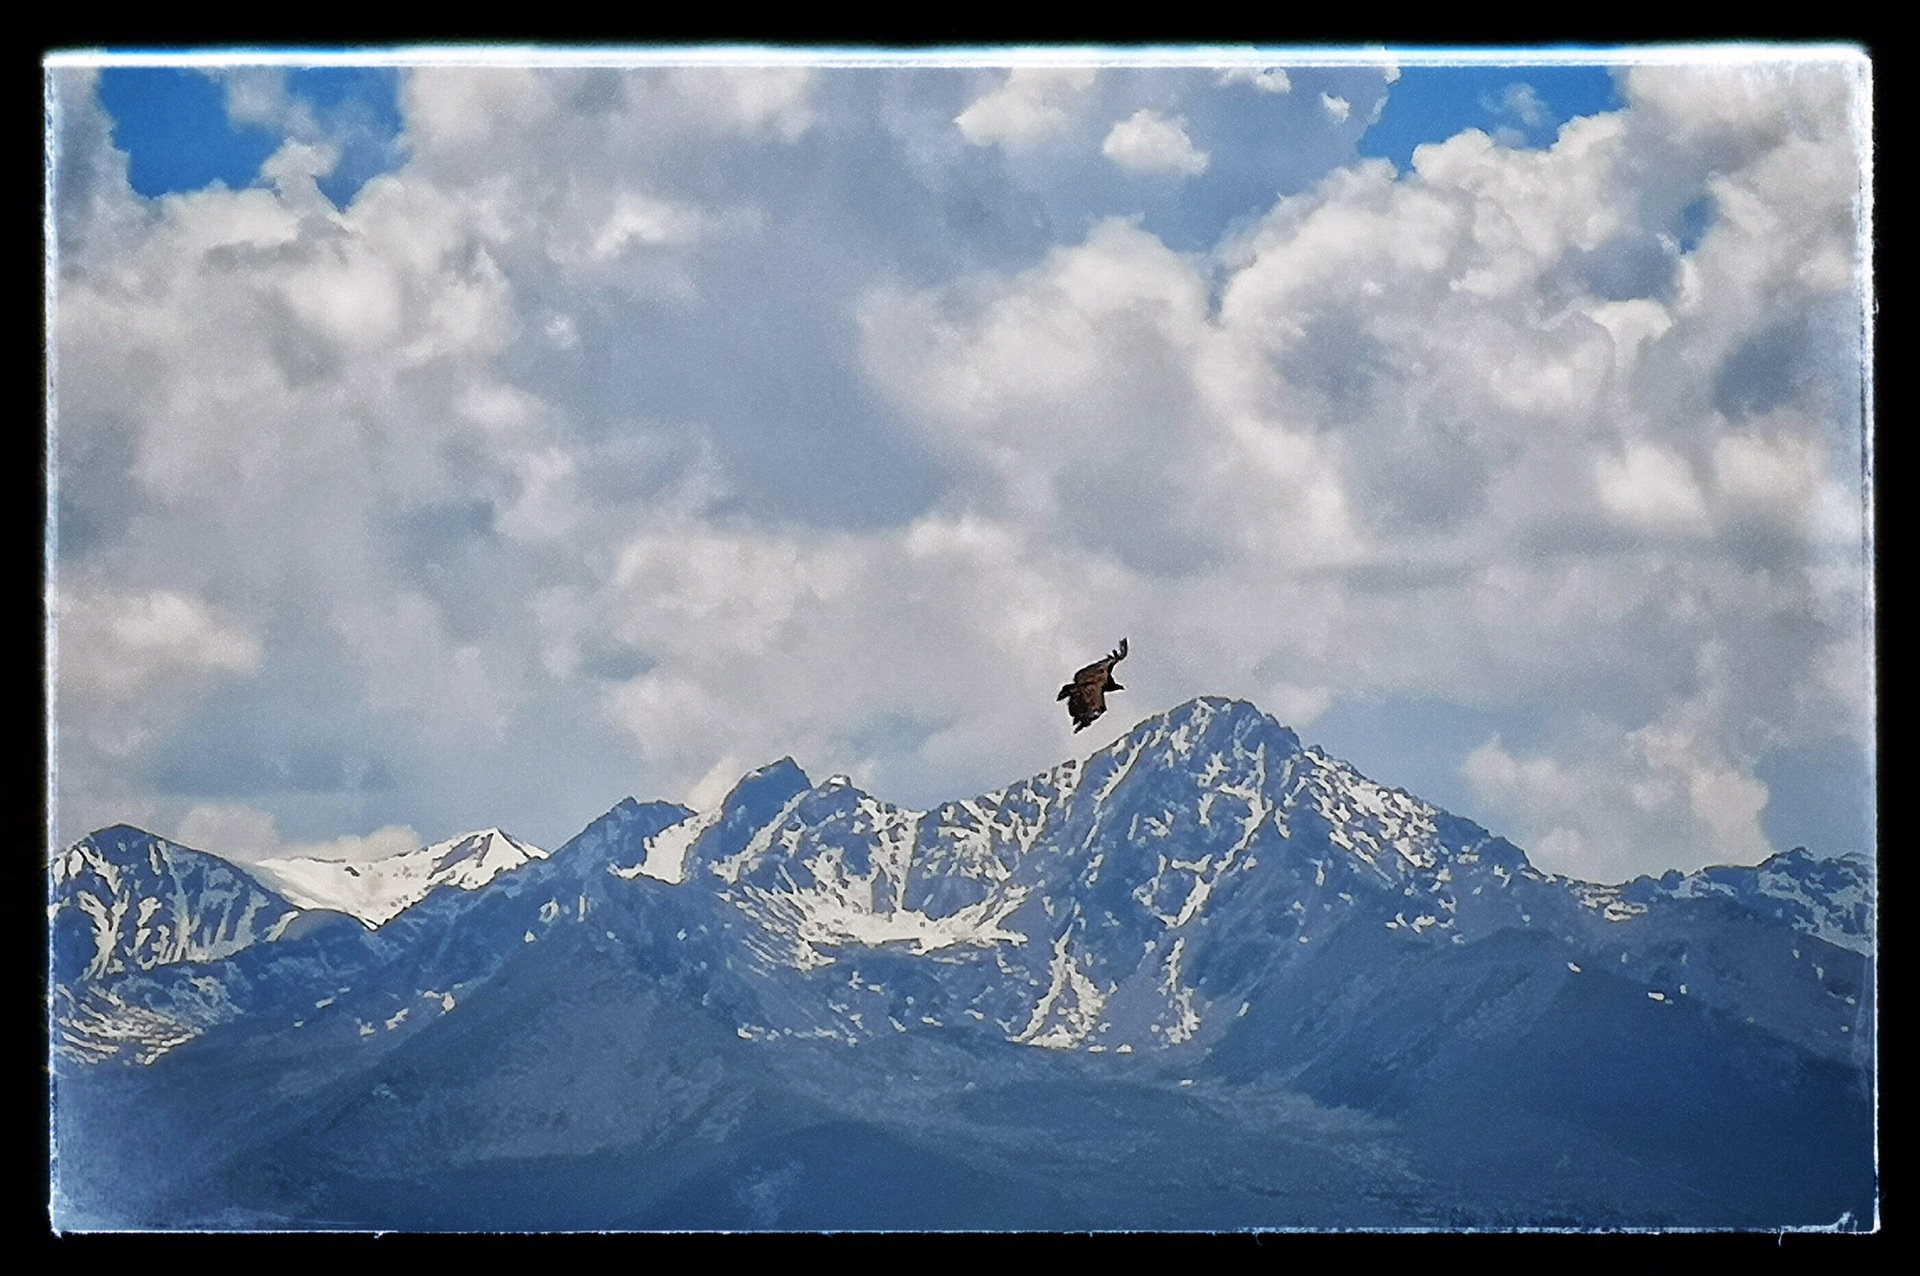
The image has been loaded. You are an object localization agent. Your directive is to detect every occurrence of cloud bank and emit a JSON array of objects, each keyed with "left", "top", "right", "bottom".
[{"left": 49, "top": 55, "right": 1871, "bottom": 884}]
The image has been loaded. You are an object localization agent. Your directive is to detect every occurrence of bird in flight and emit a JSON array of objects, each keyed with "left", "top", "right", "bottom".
[{"left": 1059, "top": 639, "right": 1128, "bottom": 732}]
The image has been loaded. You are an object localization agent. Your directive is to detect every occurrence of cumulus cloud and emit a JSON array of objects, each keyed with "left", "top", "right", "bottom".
[
  {"left": 956, "top": 67, "right": 1098, "bottom": 147},
  {"left": 1497, "top": 82, "right": 1550, "bottom": 129},
  {"left": 402, "top": 67, "right": 562, "bottom": 152},
  {"left": 1595, "top": 443, "right": 1712, "bottom": 533},
  {"left": 1320, "top": 92, "right": 1351, "bottom": 122},
  {"left": 1218, "top": 67, "right": 1292, "bottom": 94},
  {"left": 1102, "top": 109, "right": 1209, "bottom": 175},
  {"left": 870, "top": 59, "right": 1865, "bottom": 872},
  {"left": 50, "top": 56, "right": 1871, "bottom": 884},
  {"left": 53, "top": 583, "right": 265, "bottom": 838},
  {"left": 175, "top": 801, "right": 420, "bottom": 865},
  {"left": 58, "top": 586, "right": 262, "bottom": 709},
  {"left": 664, "top": 66, "right": 817, "bottom": 140},
  {"left": 1466, "top": 721, "right": 1771, "bottom": 882},
  {"left": 220, "top": 67, "right": 299, "bottom": 131}
]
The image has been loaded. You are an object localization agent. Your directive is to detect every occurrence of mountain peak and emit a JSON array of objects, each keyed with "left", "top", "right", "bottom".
[
  {"left": 743, "top": 756, "right": 810, "bottom": 787},
  {"left": 245, "top": 827, "right": 548, "bottom": 928},
  {"left": 1109, "top": 695, "right": 1304, "bottom": 763},
  {"left": 720, "top": 757, "right": 813, "bottom": 820},
  {"left": 50, "top": 826, "right": 302, "bottom": 987}
]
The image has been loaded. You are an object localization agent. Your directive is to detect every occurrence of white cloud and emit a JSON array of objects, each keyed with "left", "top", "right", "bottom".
[
  {"left": 1711, "top": 429, "right": 1824, "bottom": 513},
  {"left": 50, "top": 58, "right": 1870, "bottom": 886},
  {"left": 331, "top": 591, "right": 517, "bottom": 744},
  {"left": 541, "top": 311, "right": 578, "bottom": 349},
  {"left": 665, "top": 66, "right": 817, "bottom": 141},
  {"left": 175, "top": 801, "right": 421, "bottom": 866},
  {"left": 955, "top": 68, "right": 1097, "bottom": 148},
  {"left": 1595, "top": 443, "right": 1712, "bottom": 533},
  {"left": 1266, "top": 683, "right": 1335, "bottom": 726},
  {"left": 1499, "top": 82, "right": 1550, "bottom": 129},
  {"left": 1102, "top": 109, "right": 1209, "bottom": 176},
  {"left": 58, "top": 586, "right": 262, "bottom": 711},
  {"left": 1621, "top": 61, "right": 1856, "bottom": 153},
  {"left": 220, "top": 67, "right": 295, "bottom": 130},
  {"left": 1584, "top": 298, "right": 1674, "bottom": 371},
  {"left": 588, "top": 192, "right": 709, "bottom": 259},
  {"left": 285, "top": 824, "right": 424, "bottom": 864},
  {"left": 875, "top": 61, "right": 1863, "bottom": 877},
  {"left": 1466, "top": 722, "right": 1771, "bottom": 882},
  {"left": 1320, "top": 93, "right": 1351, "bottom": 122},
  {"left": 686, "top": 754, "right": 750, "bottom": 811},
  {"left": 403, "top": 67, "right": 563, "bottom": 151},
  {"left": 175, "top": 802, "right": 282, "bottom": 860},
  {"left": 1218, "top": 67, "right": 1292, "bottom": 95}
]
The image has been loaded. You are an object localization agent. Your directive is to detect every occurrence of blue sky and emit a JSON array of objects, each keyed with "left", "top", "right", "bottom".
[
  {"left": 1359, "top": 64, "right": 1621, "bottom": 168},
  {"left": 48, "top": 50, "right": 1873, "bottom": 884},
  {"left": 97, "top": 65, "right": 406, "bottom": 208}
]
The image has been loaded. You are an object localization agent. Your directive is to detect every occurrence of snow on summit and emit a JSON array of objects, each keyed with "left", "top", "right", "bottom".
[{"left": 245, "top": 828, "right": 548, "bottom": 927}]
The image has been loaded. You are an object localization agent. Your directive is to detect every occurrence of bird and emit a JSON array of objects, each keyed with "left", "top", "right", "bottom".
[{"left": 1058, "top": 638, "right": 1128, "bottom": 732}]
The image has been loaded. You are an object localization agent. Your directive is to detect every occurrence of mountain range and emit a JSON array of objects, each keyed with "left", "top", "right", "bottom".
[{"left": 47, "top": 697, "right": 1877, "bottom": 1231}]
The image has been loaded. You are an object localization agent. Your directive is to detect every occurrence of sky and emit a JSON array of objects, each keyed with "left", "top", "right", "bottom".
[{"left": 45, "top": 48, "right": 1874, "bottom": 885}]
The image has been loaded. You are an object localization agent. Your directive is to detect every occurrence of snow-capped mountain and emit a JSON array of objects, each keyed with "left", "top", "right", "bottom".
[
  {"left": 1623, "top": 845, "right": 1876, "bottom": 955},
  {"left": 245, "top": 828, "right": 549, "bottom": 927},
  {"left": 51, "top": 826, "right": 305, "bottom": 984},
  {"left": 49, "top": 826, "right": 310, "bottom": 1063},
  {"left": 47, "top": 698, "right": 1877, "bottom": 1231},
  {"left": 46, "top": 807, "right": 690, "bottom": 1070},
  {"left": 607, "top": 697, "right": 1870, "bottom": 1062}
]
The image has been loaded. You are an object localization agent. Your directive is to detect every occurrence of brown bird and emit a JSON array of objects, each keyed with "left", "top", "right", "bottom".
[{"left": 1058, "top": 638, "right": 1128, "bottom": 732}]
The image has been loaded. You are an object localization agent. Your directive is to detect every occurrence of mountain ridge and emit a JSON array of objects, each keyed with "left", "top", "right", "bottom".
[
  {"left": 47, "top": 695, "right": 1877, "bottom": 1229},
  {"left": 241, "top": 826, "right": 551, "bottom": 927}
]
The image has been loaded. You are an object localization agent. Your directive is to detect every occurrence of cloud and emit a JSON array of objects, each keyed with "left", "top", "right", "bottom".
[
  {"left": 402, "top": 67, "right": 563, "bottom": 152},
  {"left": 586, "top": 192, "right": 713, "bottom": 259},
  {"left": 174, "top": 801, "right": 282, "bottom": 859},
  {"left": 219, "top": 67, "right": 297, "bottom": 131},
  {"left": 50, "top": 57, "right": 1870, "bottom": 885},
  {"left": 175, "top": 801, "right": 420, "bottom": 865},
  {"left": 1465, "top": 720, "right": 1772, "bottom": 882},
  {"left": 1320, "top": 92, "right": 1351, "bottom": 122},
  {"left": 1218, "top": 67, "right": 1292, "bottom": 95},
  {"left": 872, "top": 59, "right": 1864, "bottom": 873},
  {"left": 1594, "top": 443, "right": 1712, "bottom": 533},
  {"left": 955, "top": 67, "right": 1098, "bottom": 148},
  {"left": 52, "top": 584, "right": 266, "bottom": 841},
  {"left": 1102, "top": 109, "right": 1209, "bottom": 176},
  {"left": 664, "top": 66, "right": 817, "bottom": 140},
  {"left": 58, "top": 585, "right": 262, "bottom": 712},
  {"left": 208, "top": 67, "right": 409, "bottom": 208},
  {"left": 1497, "top": 82, "right": 1550, "bottom": 129}
]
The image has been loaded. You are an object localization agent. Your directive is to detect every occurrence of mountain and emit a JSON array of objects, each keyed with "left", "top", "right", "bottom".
[
  {"left": 1623, "top": 845, "right": 1876, "bottom": 956},
  {"left": 47, "top": 698, "right": 1876, "bottom": 1231},
  {"left": 49, "top": 826, "right": 314, "bottom": 1065},
  {"left": 244, "top": 828, "right": 550, "bottom": 927},
  {"left": 51, "top": 826, "right": 305, "bottom": 986},
  {"left": 47, "top": 806, "right": 692, "bottom": 1071}
]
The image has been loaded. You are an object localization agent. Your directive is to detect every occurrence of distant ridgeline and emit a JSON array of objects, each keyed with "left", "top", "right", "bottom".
[{"left": 48, "top": 698, "right": 1876, "bottom": 1232}]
